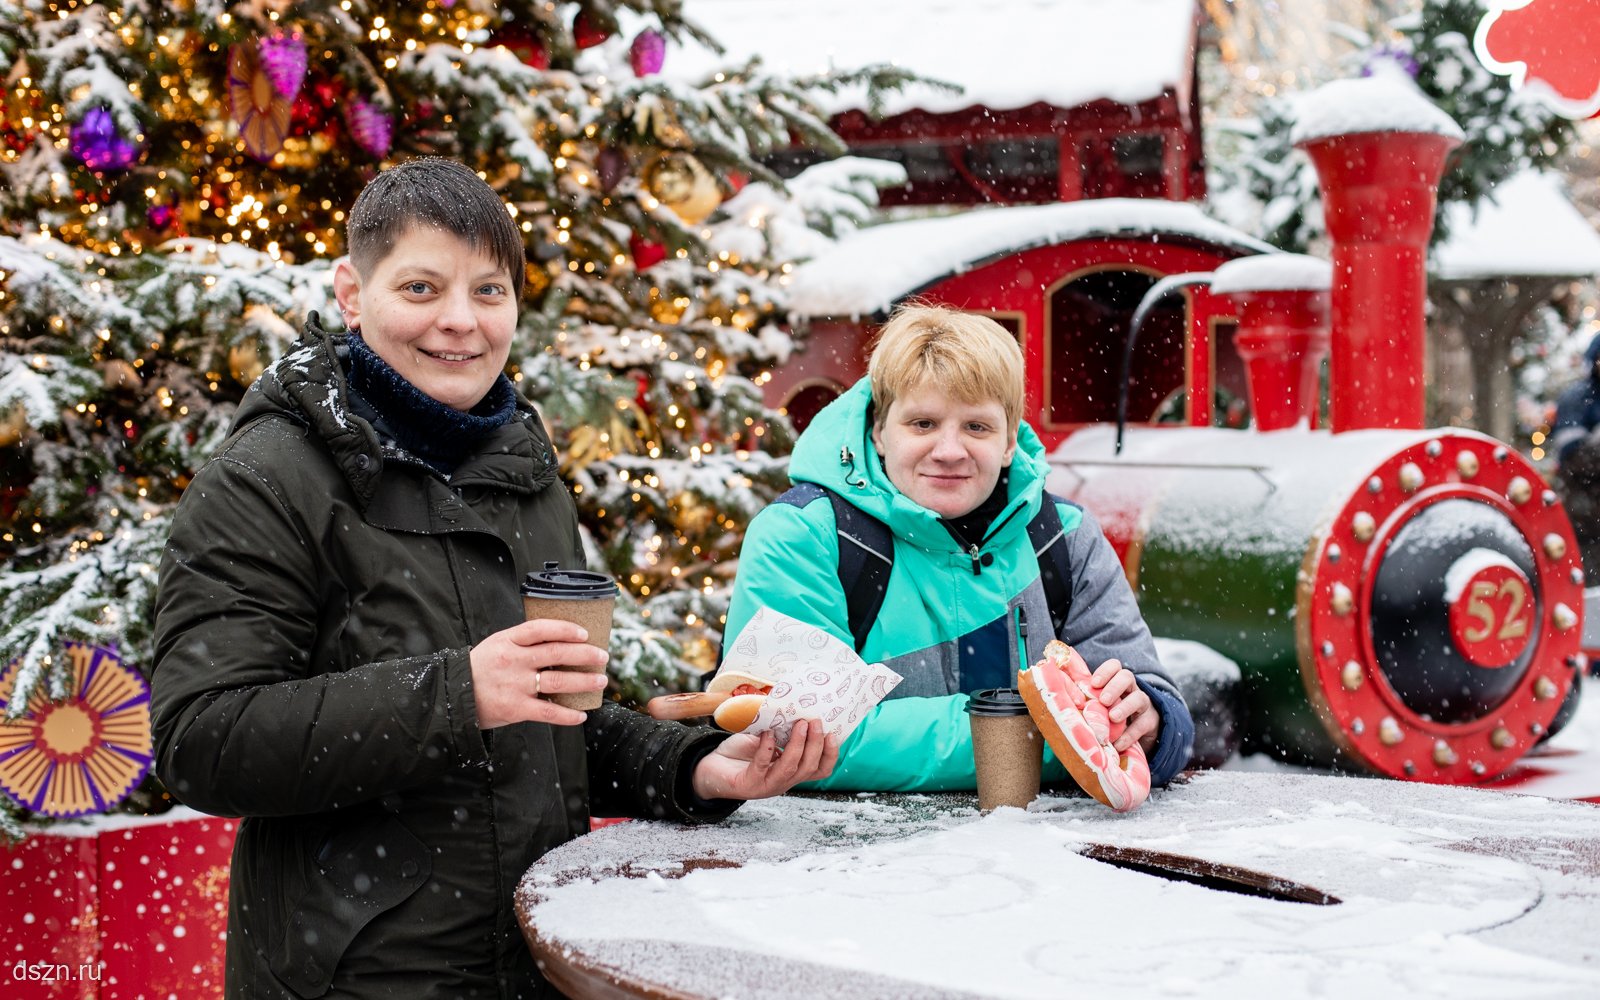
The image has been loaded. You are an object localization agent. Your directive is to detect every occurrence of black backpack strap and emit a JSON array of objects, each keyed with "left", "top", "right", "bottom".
[
  {"left": 1027, "top": 492, "right": 1074, "bottom": 639},
  {"left": 774, "top": 482, "right": 893, "bottom": 653}
]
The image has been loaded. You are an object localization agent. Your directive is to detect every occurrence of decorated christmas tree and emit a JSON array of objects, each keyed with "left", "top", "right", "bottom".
[{"left": 0, "top": 0, "right": 911, "bottom": 836}]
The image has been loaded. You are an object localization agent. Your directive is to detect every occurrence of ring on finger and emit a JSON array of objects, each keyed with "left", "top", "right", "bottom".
[{"left": 534, "top": 669, "right": 542, "bottom": 696}]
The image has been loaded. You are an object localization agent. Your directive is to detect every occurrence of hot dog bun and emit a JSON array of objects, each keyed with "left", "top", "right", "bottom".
[
  {"left": 712, "top": 693, "right": 766, "bottom": 732},
  {"left": 706, "top": 670, "right": 774, "bottom": 696}
]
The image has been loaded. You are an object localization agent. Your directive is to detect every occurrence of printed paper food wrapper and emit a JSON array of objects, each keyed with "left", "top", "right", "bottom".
[{"left": 716, "top": 608, "right": 902, "bottom": 747}]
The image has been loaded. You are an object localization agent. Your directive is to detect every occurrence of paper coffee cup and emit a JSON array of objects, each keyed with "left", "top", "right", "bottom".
[
  {"left": 520, "top": 562, "right": 619, "bottom": 711},
  {"left": 965, "top": 688, "right": 1043, "bottom": 811}
]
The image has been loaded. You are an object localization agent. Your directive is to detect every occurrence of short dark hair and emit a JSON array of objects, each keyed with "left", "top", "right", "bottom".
[{"left": 345, "top": 157, "right": 527, "bottom": 304}]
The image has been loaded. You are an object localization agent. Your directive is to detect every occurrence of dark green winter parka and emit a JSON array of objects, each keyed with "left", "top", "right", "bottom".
[{"left": 151, "top": 322, "right": 733, "bottom": 999}]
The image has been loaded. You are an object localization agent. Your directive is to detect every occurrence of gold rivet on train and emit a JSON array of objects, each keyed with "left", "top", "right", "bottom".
[
  {"left": 1330, "top": 583, "right": 1354, "bottom": 616},
  {"left": 1351, "top": 718, "right": 1366, "bottom": 736},
  {"left": 1341, "top": 661, "right": 1363, "bottom": 691},
  {"left": 1534, "top": 676, "right": 1559, "bottom": 700},
  {"left": 1398, "top": 463, "right": 1424, "bottom": 493},
  {"left": 1456, "top": 451, "right": 1479, "bottom": 478},
  {"left": 1352, "top": 512, "right": 1376, "bottom": 542},
  {"left": 1379, "top": 718, "right": 1403, "bottom": 746},
  {"left": 1552, "top": 603, "right": 1577, "bottom": 631},
  {"left": 1490, "top": 727, "right": 1515, "bottom": 750},
  {"left": 1426, "top": 440, "right": 1443, "bottom": 458},
  {"left": 1433, "top": 740, "right": 1457, "bottom": 767},
  {"left": 1507, "top": 477, "right": 1532, "bottom": 505},
  {"left": 1544, "top": 534, "right": 1568, "bottom": 560}
]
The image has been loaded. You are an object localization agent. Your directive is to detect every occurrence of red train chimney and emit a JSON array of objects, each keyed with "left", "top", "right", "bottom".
[
  {"left": 1293, "top": 75, "right": 1463, "bottom": 432},
  {"left": 1209, "top": 255, "right": 1332, "bottom": 431}
]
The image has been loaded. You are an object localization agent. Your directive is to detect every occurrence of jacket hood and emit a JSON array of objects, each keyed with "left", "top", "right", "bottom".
[
  {"left": 788, "top": 377, "right": 1049, "bottom": 551},
  {"left": 231, "top": 314, "right": 559, "bottom": 507}
]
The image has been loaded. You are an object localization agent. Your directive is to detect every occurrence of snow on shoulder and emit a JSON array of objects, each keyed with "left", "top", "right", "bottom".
[
  {"left": 1209, "top": 253, "right": 1332, "bottom": 295},
  {"left": 787, "top": 200, "right": 1274, "bottom": 318},
  {"left": 1290, "top": 73, "right": 1465, "bottom": 146}
]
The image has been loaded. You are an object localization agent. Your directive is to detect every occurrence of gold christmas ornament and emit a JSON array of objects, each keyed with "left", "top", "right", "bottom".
[
  {"left": 228, "top": 337, "right": 268, "bottom": 385},
  {"left": 0, "top": 403, "right": 27, "bottom": 448},
  {"left": 102, "top": 359, "right": 141, "bottom": 392},
  {"left": 643, "top": 152, "right": 722, "bottom": 225},
  {"left": 228, "top": 42, "right": 292, "bottom": 161}
]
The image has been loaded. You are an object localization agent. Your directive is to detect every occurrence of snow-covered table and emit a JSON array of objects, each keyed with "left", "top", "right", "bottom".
[{"left": 516, "top": 772, "right": 1600, "bottom": 999}]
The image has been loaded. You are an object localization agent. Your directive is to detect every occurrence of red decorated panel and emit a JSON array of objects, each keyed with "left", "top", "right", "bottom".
[
  {"left": 98, "top": 817, "right": 234, "bottom": 1000},
  {"left": 0, "top": 833, "right": 98, "bottom": 998}
]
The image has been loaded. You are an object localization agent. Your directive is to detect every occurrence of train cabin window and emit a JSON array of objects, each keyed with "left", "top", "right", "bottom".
[
  {"left": 960, "top": 138, "right": 1061, "bottom": 203},
  {"left": 1079, "top": 132, "right": 1169, "bottom": 200},
  {"left": 1048, "top": 269, "right": 1186, "bottom": 427}
]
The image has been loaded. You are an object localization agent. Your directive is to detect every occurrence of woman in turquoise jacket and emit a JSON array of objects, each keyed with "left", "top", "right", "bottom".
[{"left": 726, "top": 305, "right": 1194, "bottom": 791}]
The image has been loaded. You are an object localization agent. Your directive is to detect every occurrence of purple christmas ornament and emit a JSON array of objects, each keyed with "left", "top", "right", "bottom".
[
  {"left": 346, "top": 100, "right": 393, "bottom": 158},
  {"left": 259, "top": 30, "right": 308, "bottom": 102},
  {"left": 630, "top": 29, "right": 666, "bottom": 77},
  {"left": 1362, "top": 44, "right": 1420, "bottom": 80},
  {"left": 70, "top": 107, "right": 140, "bottom": 172}
]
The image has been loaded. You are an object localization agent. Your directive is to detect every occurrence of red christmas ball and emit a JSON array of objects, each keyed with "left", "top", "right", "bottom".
[
  {"left": 573, "top": 9, "right": 611, "bottom": 50},
  {"left": 629, "top": 233, "right": 667, "bottom": 270}
]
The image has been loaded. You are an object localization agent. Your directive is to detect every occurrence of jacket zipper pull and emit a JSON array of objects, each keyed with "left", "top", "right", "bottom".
[
  {"left": 969, "top": 543, "right": 983, "bottom": 576},
  {"left": 1016, "top": 605, "right": 1030, "bottom": 679}
]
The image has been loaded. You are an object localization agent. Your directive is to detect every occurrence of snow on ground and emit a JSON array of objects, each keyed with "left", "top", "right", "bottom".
[{"left": 523, "top": 769, "right": 1600, "bottom": 999}]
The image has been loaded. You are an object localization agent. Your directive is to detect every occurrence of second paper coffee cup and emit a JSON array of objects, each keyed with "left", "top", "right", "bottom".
[
  {"left": 965, "top": 688, "right": 1043, "bottom": 811},
  {"left": 520, "top": 562, "right": 619, "bottom": 711}
]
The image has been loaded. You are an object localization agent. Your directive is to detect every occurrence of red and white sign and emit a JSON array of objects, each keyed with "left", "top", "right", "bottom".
[
  {"left": 1475, "top": 0, "right": 1600, "bottom": 118},
  {"left": 1448, "top": 563, "right": 1537, "bottom": 668}
]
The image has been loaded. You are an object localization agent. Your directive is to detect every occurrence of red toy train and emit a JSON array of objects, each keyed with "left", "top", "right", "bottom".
[{"left": 764, "top": 83, "right": 1586, "bottom": 784}]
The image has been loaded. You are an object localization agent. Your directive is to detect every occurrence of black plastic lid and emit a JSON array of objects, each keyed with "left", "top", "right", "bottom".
[
  {"left": 965, "top": 688, "right": 1029, "bottom": 717},
  {"left": 520, "top": 562, "right": 619, "bottom": 600}
]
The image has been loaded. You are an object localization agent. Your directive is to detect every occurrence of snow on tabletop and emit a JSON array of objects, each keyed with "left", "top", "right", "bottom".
[
  {"left": 1432, "top": 172, "right": 1600, "bottom": 281},
  {"left": 786, "top": 200, "right": 1274, "bottom": 318},
  {"left": 520, "top": 773, "right": 1600, "bottom": 999},
  {"left": 1208, "top": 253, "right": 1332, "bottom": 295},
  {"left": 1290, "top": 73, "right": 1466, "bottom": 146},
  {"left": 627, "top": 0, "right": 1196, "bottom": 117}
]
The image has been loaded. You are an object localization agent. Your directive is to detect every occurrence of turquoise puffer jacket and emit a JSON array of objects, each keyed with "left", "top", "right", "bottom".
[{"left": 725, "top": 378, "right": 1193, "bottom": 791}]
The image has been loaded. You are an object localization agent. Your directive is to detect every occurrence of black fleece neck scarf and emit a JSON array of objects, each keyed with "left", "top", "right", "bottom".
[{"left": 344, "top": 333, "right": 518, "bottom": 474}]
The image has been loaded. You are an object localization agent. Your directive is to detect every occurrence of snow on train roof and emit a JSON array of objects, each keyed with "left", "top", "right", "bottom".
[
  {"left": 659, "top": 0, "right": 1197, "bottom": 116},
  {"left": 784, "top": 198, "right": 1275, "bottom": 319},
  {"left": 1432, "top": 171, "right": 1600, "bottom": 280}
]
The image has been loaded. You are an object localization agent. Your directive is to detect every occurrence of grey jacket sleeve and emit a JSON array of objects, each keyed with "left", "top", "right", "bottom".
[{"left": 1060, "top": 505, "right": 1194, "bottom": 783}]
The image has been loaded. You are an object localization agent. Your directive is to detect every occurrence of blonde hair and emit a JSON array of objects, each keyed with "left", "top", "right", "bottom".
[{"left": 868, "top": 304, "right": 1025, "bottom": 432}]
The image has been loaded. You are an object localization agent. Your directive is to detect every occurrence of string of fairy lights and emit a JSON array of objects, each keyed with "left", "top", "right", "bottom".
[{"left": 3, "top": 1, "right": 799, "bottom": 674}]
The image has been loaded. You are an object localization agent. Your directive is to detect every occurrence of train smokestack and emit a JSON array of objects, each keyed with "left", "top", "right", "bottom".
[
  {"left": 1209, "top": 255, "right": 1332, "bottom": 431},
  {"left": 1293, "top": 75, "right": 1463, "bottom": 433}
]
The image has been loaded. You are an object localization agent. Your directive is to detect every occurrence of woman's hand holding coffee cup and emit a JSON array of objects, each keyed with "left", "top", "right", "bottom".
[{"left": 470, "top": 619, "right": 609, "bottom": 728}]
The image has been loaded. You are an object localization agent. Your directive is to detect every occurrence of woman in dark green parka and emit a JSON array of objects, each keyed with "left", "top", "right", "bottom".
[{"left": 150, "top": 158, "right": 836, "bottom": 999}]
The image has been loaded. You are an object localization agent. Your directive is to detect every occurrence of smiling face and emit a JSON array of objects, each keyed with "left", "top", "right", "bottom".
[
  {"left": 871, "top": 383, "right": 1017, "bottom": 519},
  {"left": 333, "top": 225, "right": 519, "bottom": 412}
]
